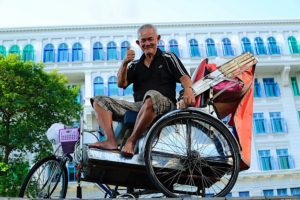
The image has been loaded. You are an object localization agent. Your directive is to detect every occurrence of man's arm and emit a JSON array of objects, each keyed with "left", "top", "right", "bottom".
[
  {"left": 179, "top": 74, "right": 196, "bottom": 107},
  {"left": 117, "top": 49, "right": 135, "bottom": 88}
]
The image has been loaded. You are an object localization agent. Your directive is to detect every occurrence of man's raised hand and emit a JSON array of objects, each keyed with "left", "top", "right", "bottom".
[{"left": 124, "top": 47, "right": 135, "bottom": 64}]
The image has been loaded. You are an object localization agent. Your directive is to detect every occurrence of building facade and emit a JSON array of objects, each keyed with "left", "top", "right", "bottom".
[{"left": 1, "top": 20, "right": 300, "bottom": 197}]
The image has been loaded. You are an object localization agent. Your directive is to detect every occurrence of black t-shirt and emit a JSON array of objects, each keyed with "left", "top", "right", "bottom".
[{"left": 126, "top": 48, "right": 190, "bottom": 103}]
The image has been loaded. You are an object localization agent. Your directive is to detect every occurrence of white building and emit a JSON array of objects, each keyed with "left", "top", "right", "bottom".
[{"left": 1, "top": 19, "right": 300, "bottom": 198}]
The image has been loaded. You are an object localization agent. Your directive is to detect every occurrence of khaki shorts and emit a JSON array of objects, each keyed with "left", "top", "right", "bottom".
[{"left": 91, "top": 90, "right": 175, "bottom": 120}]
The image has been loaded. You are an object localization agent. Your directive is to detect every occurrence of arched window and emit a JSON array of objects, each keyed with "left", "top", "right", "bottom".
[
  {"left": 93, "top": 42, "right": 103, "bottom": 61},
  {"left": 205, "top": 38, "right": 217, "bottom": 57},
  {"left": 222, "top": 38, "right": 234, "bottom": 56},
  {"left": 124, "top": 84, "right": 133, "bottom": 96},
  {"left": 9, "top": 45, "right": 20, "bottom": 55},
  {"left": 108, "top": 76, "right": 118, "bottom": 96},
  {"left": 22, "top": 44, "right": 34, "bottom": 61},
  {"left": 93, "top": 76, "right": 104, "bottom": 96},
  {"left": 254, "top": 37, "right": 267, "bottom": 55},
  {"left": 0, "top": 45, "right": 6, "bottom": 56},
  {"left": 58, "top": 43, "right": 69, "bottom": 62},
  {"left": 107, "top": 41, "right": 117, "bottom": 60},
  {"left": 169, "top": 39, "right": 180, "bottom": 57},
  {"left": 121, "top": 41, "right": 130, "bottom": 60},
  {"left": 189, "top": 39, "right": 200, "bottom": 57},
  {"left": 241, "top": 37, "right": 253, "bottom": 54},
  {"left": 288, "top": 36, "right": 300, "bottom": 54},
  {"left": 158, "top": 40, "right": 165, "bottom": 51},
  {"left": 43, "top": 43, "right": 55, "bottom": 62},
  {"left": 267, "top": 37, "right": 280, "bottom": 55},
  {"left": 72, "top": 42, "right": 83, "bottom": 62}
]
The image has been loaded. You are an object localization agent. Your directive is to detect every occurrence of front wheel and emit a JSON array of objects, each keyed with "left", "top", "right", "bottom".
[
  {"left": 19, "top": 155, "right": 68, "bottom": 199},
  {"left": 144, "top": 109, "right": 241, "bottom": 197}
]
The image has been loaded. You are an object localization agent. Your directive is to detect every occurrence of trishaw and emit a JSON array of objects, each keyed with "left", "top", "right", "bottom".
[{"left": 19, "top": 52, "right": 257, "bottom": 198}]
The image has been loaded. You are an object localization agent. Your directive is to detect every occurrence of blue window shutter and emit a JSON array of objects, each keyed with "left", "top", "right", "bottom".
[
  {"left": 93, "top": 42, "right": 103, "bottom": 61},
  {"left": 158, "top": 40, "right": 165, "bottom": 51},
  {"left": 288, "top": 36, "right": 299, "bottom": 54},
  {"left": 257, "top": 82, "right": 262, "bottom": 97},
  {"left": 189, "top": 39, "right": 200, "bottom": 57},
  {"left": 108, "top": 76, "right": 118, "bottom": 96},
  {"left": 121, "top": 41, "right": 130, "bottom": 60},
  {"left": 94, "top": 77, "right": 104, "bottom": 96},
  {"left": 124, "top": 84, "right": 133, "bottom": 96},
  {"left": 169, "top": 39, "right": 180, "bottom": 57},
  {"left": 274, "top": 82, "right": 280, "bottom": 96},
  {"left": 277, "top": 188, "right": 288, "bottom": 196},
  {"left": 206, "top": 38, "right": 217, "bottom": 57}
]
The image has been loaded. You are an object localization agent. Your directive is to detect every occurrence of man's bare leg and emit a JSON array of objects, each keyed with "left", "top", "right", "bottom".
[
  {"left": 88, "top": 102, "right": 118, "bottom": 150},
  {"left": 121, "top": 98, "right": 156, "bottom": 156}
]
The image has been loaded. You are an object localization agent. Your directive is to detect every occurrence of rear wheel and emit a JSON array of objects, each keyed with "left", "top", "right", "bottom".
[
  {"left": 144, "top": 110, "right": 240, "bottom": 197},
  {"left": 19, "top": 155, "right": 68, "bottom": 199}
]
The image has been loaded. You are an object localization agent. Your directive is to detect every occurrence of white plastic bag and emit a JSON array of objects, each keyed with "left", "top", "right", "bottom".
[{"left": 46, "top": 123, "right": 65, "bottom": 145}]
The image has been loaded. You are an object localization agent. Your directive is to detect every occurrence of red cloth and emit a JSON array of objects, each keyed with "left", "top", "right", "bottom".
[{"left": 192, "top": 59, "right": 256, "bottom": 170}]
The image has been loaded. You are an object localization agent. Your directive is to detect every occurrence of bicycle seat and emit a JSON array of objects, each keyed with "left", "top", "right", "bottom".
[
  {"left": 123, "top": 110, "right": 138, "bottom": 127},
  {"left": 114, "top": 110, "right": 138, "bottom": 145}
]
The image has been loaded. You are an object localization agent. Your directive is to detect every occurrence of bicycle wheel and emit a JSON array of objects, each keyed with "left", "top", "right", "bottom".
[
  {"left": 19, "top": 155, "right": 68, "bottom": 199},
  {"left": 144, "top": 109, "right": 240, "bottom": 197}
]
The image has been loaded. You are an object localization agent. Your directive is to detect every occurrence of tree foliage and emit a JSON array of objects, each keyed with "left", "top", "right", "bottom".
[{"left": 0, "top": 54, "right": 82, "bottom": 196}]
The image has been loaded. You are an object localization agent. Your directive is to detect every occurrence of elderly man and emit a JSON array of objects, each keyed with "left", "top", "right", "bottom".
[{"left": 89, "top": 24, "right": 195, "bottom": 157}]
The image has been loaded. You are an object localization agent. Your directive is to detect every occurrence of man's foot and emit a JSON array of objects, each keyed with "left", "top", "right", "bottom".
[
  {"left": 88, "top": 141, "right": 118, "bottom": 150},
  {"left": 121, "top": 141, "right": 135, "bottom": 158}
]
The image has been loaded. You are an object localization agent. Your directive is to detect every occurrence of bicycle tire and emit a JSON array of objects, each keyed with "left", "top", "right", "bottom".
[
  {"left": 144, "top": 109, "right": 240, "bottom": 197},
  {"left": 19, "top": 155, "right": 68, "bottom": 199}
]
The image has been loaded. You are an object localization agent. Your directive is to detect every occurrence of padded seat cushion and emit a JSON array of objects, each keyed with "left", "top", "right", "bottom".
[{"left": 123, "top": 110, "right": 138, "bottom": 127}]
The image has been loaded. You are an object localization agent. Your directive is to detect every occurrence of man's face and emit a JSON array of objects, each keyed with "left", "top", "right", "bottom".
[{"left": 136, "top": 28, "right": 160, "bottom": 56}]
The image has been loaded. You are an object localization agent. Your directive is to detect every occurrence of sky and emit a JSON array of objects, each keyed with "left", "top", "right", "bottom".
[{"left": 0, "top": 0, "right": 300, "bottom": 28}]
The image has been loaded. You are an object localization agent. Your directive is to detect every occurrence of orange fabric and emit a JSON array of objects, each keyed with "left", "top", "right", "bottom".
[
  {"left": 192, "top": 60, "right": 256, "bottom": 170},
  {"left": 192, "top": 59, "right": 208, "bottom": 107},
  {"left": 231, "top": 66, "right": 255, "bottom": 170}
]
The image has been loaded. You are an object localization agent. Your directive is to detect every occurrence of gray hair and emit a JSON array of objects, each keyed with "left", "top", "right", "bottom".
[{"left": 137, "top": 24, "right": 158, "bottom": 38}]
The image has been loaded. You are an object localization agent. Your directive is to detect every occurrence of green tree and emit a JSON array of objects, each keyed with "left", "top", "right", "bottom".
[{"left": 0, "top": 54, "right": 82, "bottom": 196}]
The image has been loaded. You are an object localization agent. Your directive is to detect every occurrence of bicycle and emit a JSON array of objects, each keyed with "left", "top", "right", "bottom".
[{"left": 18, "top": 119, "right": 121, "bottom": 199}]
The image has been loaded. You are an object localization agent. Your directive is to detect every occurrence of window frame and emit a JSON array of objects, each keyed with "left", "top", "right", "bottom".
[
  {"left": 0, "top": 45, "right": 6, "bottom": 56},
  {"left": 222, "top": 37, "right": 234, "bottom": 56},
  {"left": 57, "top": 43, "right": 69, "bottom": 62},
  {"left": 291, "top": 77, "right": 300, "bottom": 96},
  {"left": 72, "top": 42, "right": 83, "bottom": 62},
  {"left": 43, "top": 43, "right": 55, "bottom": 63},
  {"left": 288, "top": 36, "right": 300, "bottom": 54},
  {"left": 108, "top": 76, "right": 118, "bottom": 96},
  {"left": 206, "top": 38, "right": 217, "bottom": 57},
  {"left": 107, "top": 41, "right": 118, "bottom": 60},
  {"left": 169, "top": 39, "right": 180, "bottom": 57},
  {"left": 241, "top": 37, "right": 254, "bottom": 54},
  {"left": 189, "top": 39, "right": 200, "bottom": 57},
  {"left": 267, "top": 36, "right": 280, "bottom": 55},
  {"left": 9, "top": 44, "right": 20, "bottom": 55},
  {"left": 121, "top": 41, "right": 130, "bottom": 60},
  {"left": 93, "top": 76, "right": 105, "bottom": 96},
  {"left": 93, "top": 42, "right": 104, "bottom": 61},
  {"left": 254, "top": 37, "right": 267, "bottom": 55},
  {"left": 158, "top": 40, "right": 165, "bottom": 51}
]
